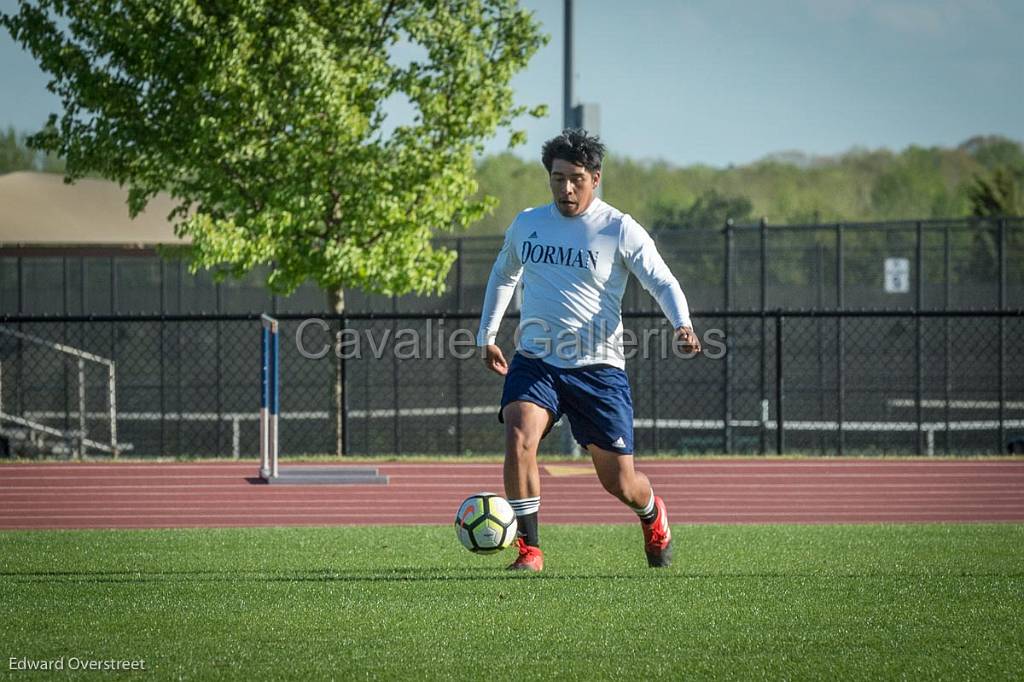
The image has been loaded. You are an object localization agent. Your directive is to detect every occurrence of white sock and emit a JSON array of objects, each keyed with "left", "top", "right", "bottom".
[
  {"left": 508, "top": 496, "right": 540, "bottom": 516},
  {"left": 631, "top": 490, "right": 656, "bottom": 522}
]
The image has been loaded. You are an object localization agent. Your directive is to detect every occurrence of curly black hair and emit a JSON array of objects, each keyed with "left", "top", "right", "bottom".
[{"left": 541, "top": 129, "right": 606, "bottom": 174}]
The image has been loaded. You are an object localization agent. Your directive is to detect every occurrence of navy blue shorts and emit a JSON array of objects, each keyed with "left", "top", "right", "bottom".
[{"left": 499, "top": 353, "right": 634, "bottom": 454}]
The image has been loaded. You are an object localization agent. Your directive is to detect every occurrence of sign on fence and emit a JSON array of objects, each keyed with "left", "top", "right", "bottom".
[{"left": 884, "top": 257, "right": 910, "bottom": 294}]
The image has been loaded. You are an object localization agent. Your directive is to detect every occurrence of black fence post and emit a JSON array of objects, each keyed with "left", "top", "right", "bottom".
[
  {"left": 651, "top": 324, "right": 660, "bottom": 454},
  {"left": 62, "top": 257, "right": 70, "bottom": 436},
  {"left": 455, "top": 243, "right": 464, "bottom": 455},
  {"left": 760, "top": 217, "right": 768, "bottom": 455},
  {"left": 836, "top": 224, "right": 845, "bottom": 456},
  {"left": 341, "top": 315, "right": 349, "bottom": 457},
  {"left": 110, "top": 258, "right": 118, "bottom": 457},
  {"left": 915, "top": 221, "right": 924, "bottom": 455},
  {"left": 723, "top": 220, "right": 734, "bottom": 454},
  {"left": 999, "top": 218, "right": 1007, "bottom": 453},
  {"left": 215, "top": 282, "right": 223, "bottom": 458},
  {"left": 177, "top": 260, "right": 184, "bottom": 456},
  {"left": 776, "top": 311, "right": 785, "bottom": 455},
  {"left": 454, "top": 342, "right": 463, "bottom": 456},
  {"left": 391, "top": 299, "right": 400, "bottom": 456},
  {"left": 816, "top": 244, "right": 826, "bottom": 450},
  {"left": 159, "top": 259, "right": 166, "bottom": 457},
  {"left": 14, "top": 257, "right": 22, "bottom": 420},
  {"left": 362, "top": 335, "right": 370, "bottom": 455},
  {"left": 335, "top": 318, "right": 346, "bottom": 455},
  {"left": 944, "top": 223, "right": 951, "bottom": 454}
]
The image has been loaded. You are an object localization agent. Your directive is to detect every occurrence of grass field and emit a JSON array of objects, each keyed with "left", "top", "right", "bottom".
[{"left": 2, "top": 524, "right": 1022, "bottom": 680}]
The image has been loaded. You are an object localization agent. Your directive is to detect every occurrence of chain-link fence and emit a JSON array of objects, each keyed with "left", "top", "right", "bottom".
[
  {"left": 2, "top": 311, "right": 1021, "bottom": 459},
  {"left": 3, "top": 218, "right": 1022, "bottom": 316}
]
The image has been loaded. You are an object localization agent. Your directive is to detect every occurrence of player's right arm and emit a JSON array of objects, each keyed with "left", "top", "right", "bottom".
[{"left": 477, "top": 223, "right": 524, "bottom": 376}]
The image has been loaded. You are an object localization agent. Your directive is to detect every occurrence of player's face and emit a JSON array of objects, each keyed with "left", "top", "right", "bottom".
[{"left": 549, "top": 158, "right": 600, "bottom": 217}]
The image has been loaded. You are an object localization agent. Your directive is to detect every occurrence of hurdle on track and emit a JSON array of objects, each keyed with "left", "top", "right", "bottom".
[
  {"left": 258, "top": 314, "right": 387, "bottom": 485},
  {"left": 259, "top": 314, "right": 280, "bottom": 480}
]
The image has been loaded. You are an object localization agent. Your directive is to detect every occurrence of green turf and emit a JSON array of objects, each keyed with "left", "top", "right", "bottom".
[{"left": 1, "top": 524, "right": 1022, "bottom": 680}]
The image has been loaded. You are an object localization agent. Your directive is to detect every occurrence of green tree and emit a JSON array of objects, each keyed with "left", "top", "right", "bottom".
[
  {"left": 0, "top": 126, "right": 36, "bottom": 173},
  {"left": 466, "top": 151, "right": 548, "bottom": 235},
  {"left": 960, "top": 135, "right": 1024, "bottom": 171},
  {"left": 968, "top": 165, "right": 1024, "bottom": 217},
  {"left": 869, "top": 146, "right": 964, "bottom": 219},
  {"left": 964, "top": 165, "right": 1024, "bottom": 277},
  {"left": 2, "top": 0, "right": 547, "bottom": 305},
  {"left": 650, "top": 188, "right": 753, "bottom": 230},
  {"left": 0, "top": 125, "right": 64, "bottom": 173}
]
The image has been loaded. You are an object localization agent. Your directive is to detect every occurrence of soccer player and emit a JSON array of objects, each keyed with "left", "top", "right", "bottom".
[{"left": 477, "top": 129, "right": 700, "bottom": 571}]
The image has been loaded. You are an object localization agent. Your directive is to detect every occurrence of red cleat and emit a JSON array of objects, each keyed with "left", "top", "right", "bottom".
[
  {"left": 507, "top": 537, "right": 544, "bottom": 572},
  {"left": 642, "top": 496, "right": 673, "bottom": 568}
]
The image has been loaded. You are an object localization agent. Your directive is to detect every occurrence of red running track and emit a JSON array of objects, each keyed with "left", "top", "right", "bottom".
[{"left": 1, "top": 460, "right": 1023, "bottom": 530}]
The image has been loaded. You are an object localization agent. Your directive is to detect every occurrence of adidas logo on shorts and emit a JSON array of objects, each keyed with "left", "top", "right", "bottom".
[{"left": 611, "top": 436, "right": 626, "bottom": 448}]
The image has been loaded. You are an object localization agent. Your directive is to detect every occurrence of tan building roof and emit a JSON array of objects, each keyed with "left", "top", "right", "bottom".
[{"left": 0, "top": 171, "right": 190, "bottom": 247}]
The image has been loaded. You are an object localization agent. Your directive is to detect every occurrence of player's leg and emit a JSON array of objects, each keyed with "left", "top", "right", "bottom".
[
  {"left": 588, "top": 445, "right": 672, "bottom": 567},
  {"left": 587, "top": 446, "right": 652, "bottom": 509},
  {"left": 503, "top": 400, "right": 552, "bottom": 541},
  {"left": 496, "top": 353, "right": 560, "bottom": 571},
  {"left": 559, "top": 365, "right": 673, "bottom": 567},
  {"left": 589, "top": 446, "right": 662, "bottom": 528}
]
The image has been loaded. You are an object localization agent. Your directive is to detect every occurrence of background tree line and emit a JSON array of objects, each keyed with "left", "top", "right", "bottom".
[
  {"left": 0, "top": 126, "right": 64, "bottom": 174},
  {"left": 3, "top": 125, "right": 1021, "bottom": 233},
  {"left": 469, "top": 134, "right": 1024, "bottom": 234}
]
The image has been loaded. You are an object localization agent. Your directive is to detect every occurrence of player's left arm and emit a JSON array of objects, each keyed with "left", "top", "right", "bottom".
[{"left": 620, "top": 217, "right": 701, "bottom": 354}]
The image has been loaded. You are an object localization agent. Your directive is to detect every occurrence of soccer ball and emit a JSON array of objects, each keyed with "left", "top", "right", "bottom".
[{"left": 455, "top": 493, "right": 518, "bottom": 554}]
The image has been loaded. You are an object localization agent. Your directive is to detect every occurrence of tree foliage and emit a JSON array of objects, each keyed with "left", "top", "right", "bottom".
[
  {"left": 968, "top": 166, "right": 1024, "bottom": 218},
  {"left": 2, "top": 0, "right": 547, "bottom": 297},
  {"left": 0, "top": 126, "right": 35, "bottom": 172},
  {"left": 649, "top": 188, "right": 753, "bottom": 230}
]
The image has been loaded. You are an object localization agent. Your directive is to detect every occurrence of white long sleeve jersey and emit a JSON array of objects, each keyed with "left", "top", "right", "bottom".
[{"left": 476, "top": 198, "right": 692, "bottom": 369}]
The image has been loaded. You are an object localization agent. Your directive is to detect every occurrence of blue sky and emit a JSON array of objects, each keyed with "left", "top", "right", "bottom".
[{"left": 2, "top": 0, "right": 1022, "bottom": 167}]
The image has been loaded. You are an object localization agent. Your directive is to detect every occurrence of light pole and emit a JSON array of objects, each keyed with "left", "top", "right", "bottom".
[{"left": 564, "top": 0, "right": 574, "bottom": 129}]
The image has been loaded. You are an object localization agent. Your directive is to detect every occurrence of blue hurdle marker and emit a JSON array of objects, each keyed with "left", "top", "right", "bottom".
[
  {"left": 259, "top": 314, "right": 280, "bottom": 480},
  {"left": 258, "top": 314, "right": 388, "bottom": 485}
]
